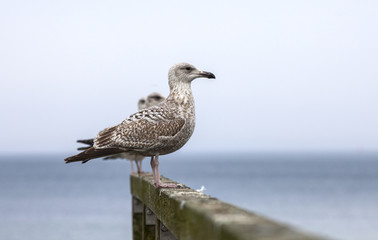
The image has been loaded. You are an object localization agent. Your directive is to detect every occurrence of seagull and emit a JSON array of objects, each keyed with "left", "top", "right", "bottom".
[
  {"left": 76, "top": 99, "right": 148, "bottom": 149},
  {"left": 74, "top": 92, "right": 171, "bottom": 176},
  {"left": 76, "top": 94, "right": 166, "bottom": 174},
  {"left": 102, "top": 94, "right": 166, "bottom": 173},
  {"left": 65, "top": 63, "right": 215, "bottom": 188},
  {"left": 101, "top": 97, "right": 149, "bottom": 174}
]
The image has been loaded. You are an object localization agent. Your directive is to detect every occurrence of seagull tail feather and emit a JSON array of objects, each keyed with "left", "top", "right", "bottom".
[
  {"left": 77, "top": 146, "right": 91, "bottom": 151},
  {"left": 64, "top": 147, "right": 124, "bottom": 164}
]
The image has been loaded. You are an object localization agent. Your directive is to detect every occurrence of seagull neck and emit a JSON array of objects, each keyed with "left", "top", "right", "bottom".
[{"left": 167, "top": 81, "right": 193, "bottom": 104}]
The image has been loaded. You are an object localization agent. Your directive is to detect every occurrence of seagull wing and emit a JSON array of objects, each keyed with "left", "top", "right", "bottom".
[
  {"left": 95, "top": 108, "right": 186, "bottom": 150},
  {"left": 64, "top": 107, "right": 185, "bottom": 164}
]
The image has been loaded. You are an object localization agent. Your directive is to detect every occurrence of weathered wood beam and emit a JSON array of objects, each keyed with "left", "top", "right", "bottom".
[{"left": 130, "top": 174, "right": 329, "bottom": 240}]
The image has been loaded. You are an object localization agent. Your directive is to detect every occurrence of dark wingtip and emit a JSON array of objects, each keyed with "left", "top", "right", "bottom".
[{"left": 77, "top": 139, "right": 94, "bottom": 145}]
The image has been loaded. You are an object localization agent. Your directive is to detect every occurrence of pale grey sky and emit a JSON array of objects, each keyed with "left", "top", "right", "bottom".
[{"left": 0, "top": 0, "right": 377, "bottom": 153}]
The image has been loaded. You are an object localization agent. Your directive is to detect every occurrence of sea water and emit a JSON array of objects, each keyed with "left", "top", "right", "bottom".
[{"left": 0, "top": 152, "right": 377, "bottom": 240}]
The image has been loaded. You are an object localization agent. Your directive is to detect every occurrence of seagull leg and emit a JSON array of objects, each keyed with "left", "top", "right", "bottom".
[
  {"left": 136, "top": 159, "right": 145, "bottom": 175},
  {"left": 153, "top": 154, "right": 177, "bottom": 188},
  {"left": 150, "top": 156, "right": 157, "bottom": 183},
  {"left": 130, "top": 160, "right": 137, "bottom": 175}
]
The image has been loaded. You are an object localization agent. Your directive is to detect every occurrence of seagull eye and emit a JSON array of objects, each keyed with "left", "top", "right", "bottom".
[{"left": 185, "top": 67, "right": 192, "bottom": 71}]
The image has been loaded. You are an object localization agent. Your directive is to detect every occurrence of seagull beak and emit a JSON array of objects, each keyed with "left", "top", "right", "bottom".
[{"left": 198, "top": 71, "right": 216, "bottom": 79}]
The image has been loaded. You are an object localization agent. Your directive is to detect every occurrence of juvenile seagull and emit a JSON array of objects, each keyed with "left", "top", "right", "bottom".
[
  {"left": 76, "top": 94, "right": 166, "bottom": 174},
  {"left": 65, "top": 63, "right": 215, "bottom": 188},
  {"left": 101, "top": 97, "right": 149, "bottom": 174},
  {"left": 102, "top": 94, "right": 166, "bottom": 173}
]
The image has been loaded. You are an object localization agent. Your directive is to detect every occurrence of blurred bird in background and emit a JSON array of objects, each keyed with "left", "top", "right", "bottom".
[{"left": 76, "top": 92, "right": 166, "bottom": 174}]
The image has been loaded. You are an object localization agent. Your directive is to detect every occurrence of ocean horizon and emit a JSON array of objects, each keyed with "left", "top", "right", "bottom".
[{"left": 0, "top": 151, "right": 377, "bottom": 240}]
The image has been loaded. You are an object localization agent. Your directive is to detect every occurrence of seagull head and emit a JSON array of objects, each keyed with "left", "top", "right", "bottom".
[
  {"left": 168, "top": 63, "right": 215, "bottom": 87},
  {"left": 146, "top": 92, "right": 166, "bottom": 107},
  {"left": 137, "top": 98, "right": 147, "bottom": 110}
]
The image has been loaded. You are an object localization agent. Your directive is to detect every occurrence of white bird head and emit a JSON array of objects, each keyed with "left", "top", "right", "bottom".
[{"left": 168, "top": 63, "right": 215, "bottom": 89}]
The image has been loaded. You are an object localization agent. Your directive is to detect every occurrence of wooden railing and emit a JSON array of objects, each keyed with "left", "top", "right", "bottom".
[{"left": 130, "top": 174, "right": 329, "bottom": 240}]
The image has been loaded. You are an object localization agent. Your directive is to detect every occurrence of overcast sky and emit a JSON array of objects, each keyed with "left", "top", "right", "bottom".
[{"left": 0, "top": 0, "right": 377, "bottom": 154}]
